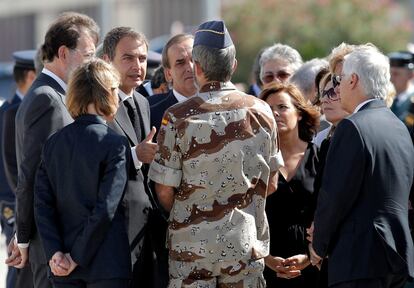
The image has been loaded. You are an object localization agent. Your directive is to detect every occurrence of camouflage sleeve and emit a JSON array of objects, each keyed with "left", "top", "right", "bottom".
[
  {"left": 268, "top": 112, "right": 284, "bottom": 172},
  {"left": 148, "top": 111, "right": 182, "bottom": 187}
]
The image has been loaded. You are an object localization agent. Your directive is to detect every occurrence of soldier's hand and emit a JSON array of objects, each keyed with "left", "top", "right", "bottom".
[{"left": 136, "top": 126, "right": 157, "bottom": 163}]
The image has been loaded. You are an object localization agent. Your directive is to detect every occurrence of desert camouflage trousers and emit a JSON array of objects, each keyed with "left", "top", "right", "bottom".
[{"left": 168, "top": 258, "right": 266, "bottom": 288}]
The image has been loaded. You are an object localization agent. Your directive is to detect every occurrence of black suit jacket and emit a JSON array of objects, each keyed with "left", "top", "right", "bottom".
[
  {"left": 149, "top": 90, "right": 178, "bottom": 139},
  {"left": 15, "top": 73, "right": 73, "bottom": 264},
  {"left": 107, "top": 91, "right": 153, "bottom": 265},
  {"left": 0, "top": 95, "right": 19, "bottom": 203},
  {"left": 2, "top": 95, "right": 22, "bottom": 193},
  {"left": 313, "top": 100, "right": 414, "bottom": 286},
  {"left": 34, "top": 115, "right": 131, "bottom": 281}
]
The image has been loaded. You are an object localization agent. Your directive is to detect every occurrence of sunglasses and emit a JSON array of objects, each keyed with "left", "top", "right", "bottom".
[
  {"left": 332, "top": 74, "right": 342, "bottom": 88},
  {"left": 321, "top": 87, "right": 339, "bottom": 101},
  {"left": 262, "top": 71, "right": 291, "bottom": 84}
]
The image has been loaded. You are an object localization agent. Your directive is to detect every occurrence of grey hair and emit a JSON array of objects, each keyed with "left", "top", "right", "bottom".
[
  {"left": 342, "top": 45, "right": 390, "bottom": 100},
  {"left": 192, "top": 44, "right": 236, "bottom": 82},
  {"left": 290, "top": 58, "right": 328, "bottom": 98},
  {"left": 259, "top": 43, "right": 303, "bottom": 80}
]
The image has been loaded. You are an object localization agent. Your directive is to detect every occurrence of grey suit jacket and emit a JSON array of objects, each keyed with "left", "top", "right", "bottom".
[
  {"left": 313, "top": 100, "right": 414, "bottom": 285},
  {"left": 15, "top": 72, "right": 73, "bottom": 264},
  {"left": 107, "top": 91, "right": 153, "bottom": 265}
]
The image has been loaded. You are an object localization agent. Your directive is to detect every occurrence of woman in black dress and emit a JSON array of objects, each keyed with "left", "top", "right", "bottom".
[{"left": 260, "top": 82, "right": 320, "bottom": 287}]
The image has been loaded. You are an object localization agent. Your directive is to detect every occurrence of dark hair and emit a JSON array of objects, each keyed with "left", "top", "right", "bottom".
[
  {"left": 313, "top": 67, "right": 329, "bottom": 106},
  {"left": 151, "top": 66, "right": 166, "bottom": 89},
  {"left": 13, "top": 66, "right": 35, "bottom": 84},
  {"left": 162, "top": 34, "right": 194, "bottom": 69},
  {"left": 41, "top": 12, "right": 99, "bottom": 62},
  {"left": 260, "top": 82, "right": 320, "bottom": 142},
  {"left": 103, "top": 27, "right": 148, "bottom": 60}
]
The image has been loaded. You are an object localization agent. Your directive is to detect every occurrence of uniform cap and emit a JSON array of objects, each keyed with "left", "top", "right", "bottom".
[
  {"left": 13, "top": 50, "right": 36, "bottom": 70},
  {"left": 194, "top": 20, "right": 233, "bottom": 49},
  {"left": 388, "top": 51, "right": 414, "bottom": 69}
]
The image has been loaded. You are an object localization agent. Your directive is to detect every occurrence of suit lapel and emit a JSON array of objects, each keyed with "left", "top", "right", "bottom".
[
  {"left": 114, "top": 98, "right": 139, "bottom": 145},
  {"left": 133, "top": 92, "right": 150, "bottom": 136}
]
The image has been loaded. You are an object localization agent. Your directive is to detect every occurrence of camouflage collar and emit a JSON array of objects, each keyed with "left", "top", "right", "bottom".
[{"left": 199, "top": 81, "right": 235, "bottom": 93}]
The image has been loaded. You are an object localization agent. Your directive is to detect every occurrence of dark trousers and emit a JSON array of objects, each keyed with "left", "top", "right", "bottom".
[
  {"left": 53, "top": 279, "right": 129, "bottom": 288},
  {"left": 31, "top": 262, "right": 52, "bottom": 288},
  {"left": 331, "top": 274, "right": 408, "bottom": 288}
]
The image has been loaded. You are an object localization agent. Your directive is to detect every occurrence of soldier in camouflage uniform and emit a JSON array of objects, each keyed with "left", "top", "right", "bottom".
[{"left": 149, "top": 20, "right": 283, "bottom": 288}]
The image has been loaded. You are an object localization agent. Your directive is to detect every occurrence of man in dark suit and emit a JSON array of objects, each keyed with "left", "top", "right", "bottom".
[
  {"left": 311, "top": 45, "right": 414, "bottom": 287},
  {"left": 5, "top": 12, "right": 99, "bottom": 288},
  {"left": 148, "top": 33, "right": 196, "bottom": 136},
  {"left": 102, "top": 27, "right": 158, "bottom": 287},
  {"left": 1, "top": 50, "right": 36, "bottom": 288}
]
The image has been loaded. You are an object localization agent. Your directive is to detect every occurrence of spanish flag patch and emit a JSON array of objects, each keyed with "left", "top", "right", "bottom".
[{"left": 161, "top": 117, "right": 168, "bottom": 126}]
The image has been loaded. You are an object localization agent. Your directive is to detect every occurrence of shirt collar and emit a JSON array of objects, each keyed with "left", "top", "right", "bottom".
[
  {"left": 353, "top": 98, "right": 376, "bottom": 113},
  {"left": 118, "top": 89, "right": 133, "bottom": 102},
  {"left": 173, "top": 89, "right": 194, "bottom": 103},
  {"left": 15, "top": 89, "right": 24, "bottom": 100},
  {"left": 42, "top": 68, "right": 67, "bottom": 92}
]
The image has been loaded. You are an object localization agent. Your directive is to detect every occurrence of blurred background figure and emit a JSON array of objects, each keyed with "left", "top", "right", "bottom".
[
  {"left": 260, "top": 82, "right": 320, "bottom": 288},
  {"left": 247, "top": 48, "right": 265, "bottom": 97},
  {"left": 259, "top": 43, "right": 303, "bottom": 87},
  {"left": 388, "top": 51, "right": 414, "bottom": 124},
  {"left": 150, "top": 66, "right": 169, "bottom": 95},
  {"left": 0, "top": 50, "right": 37, "bottom": 288},
  {"left": 290, "top": 58, "right": 328, "bottom": 104}
]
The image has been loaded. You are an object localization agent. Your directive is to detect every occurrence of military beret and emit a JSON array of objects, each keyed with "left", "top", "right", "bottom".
[
  {"left": 388, "top": 51, "right": 414, "bottom": 69},
  {"left": 13, "top": 50, "right": 36, "bottom": 70},
  {"left": 194, "top": 20, "right": 233, "bottom": 49}
]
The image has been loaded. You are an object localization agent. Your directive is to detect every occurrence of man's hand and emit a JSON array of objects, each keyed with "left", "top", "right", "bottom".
[
  {"left": 136, "top": 126, "right": 157, "bottom": 163},
  {"left": 64, "top": 253, "right": 78, "bottom": 275},
  {"left": 49, "top": 252, "right": 78, "bottom": 276},
  {"left": 306, "top": 222, "right": 314, "bottom": 243},
  {"left": 5, "top": 235, "right": 22, "bottom": 267},
  {"left": 309, "top": 243, "right": 322, "bottom": 270},
  {"left": 14, "top": 246, "right": 28, "bottom": 269},
  {"left": 49, "top": 251, "right": 70, "bottom": 276}
]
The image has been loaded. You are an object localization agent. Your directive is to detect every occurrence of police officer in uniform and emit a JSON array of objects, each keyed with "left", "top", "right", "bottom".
[{"left": 388, "top": 51, "right": 414, "bottom": 126}]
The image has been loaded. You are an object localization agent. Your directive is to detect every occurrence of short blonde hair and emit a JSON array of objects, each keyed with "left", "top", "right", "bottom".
[
  {"left": 67, "top": 59, "right": 120, "bottom": 118},
  {"left": 328, "top": 43, "right": 356, "bottom": 73}
]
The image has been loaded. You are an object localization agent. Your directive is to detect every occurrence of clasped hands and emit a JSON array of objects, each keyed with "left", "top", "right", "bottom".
[
  {"left": 265, "top": 254, "right": 309, "bottom": 279},
  {"left": 49, "top": 251, "right": 78, "bottom": 276}
]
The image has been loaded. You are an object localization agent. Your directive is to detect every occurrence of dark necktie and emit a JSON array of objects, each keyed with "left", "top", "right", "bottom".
[{"left": 124, "top": 97, "right": 142, "bottom": 141}]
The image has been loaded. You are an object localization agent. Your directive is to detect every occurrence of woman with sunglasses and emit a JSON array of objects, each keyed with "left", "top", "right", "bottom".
[{"left": 260, "top": 82, "right": 320, "bottom": 288}]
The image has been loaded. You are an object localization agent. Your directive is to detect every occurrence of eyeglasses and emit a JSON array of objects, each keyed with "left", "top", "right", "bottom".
[
  {"left": 262, "top": 71, "right": 291, "bottom": 84},
  {"left": 332, "top": 74, "right": 342, "bottom": 88},
  {"left": 321, "top": 87, "right": 339, "bottom": 101}
]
